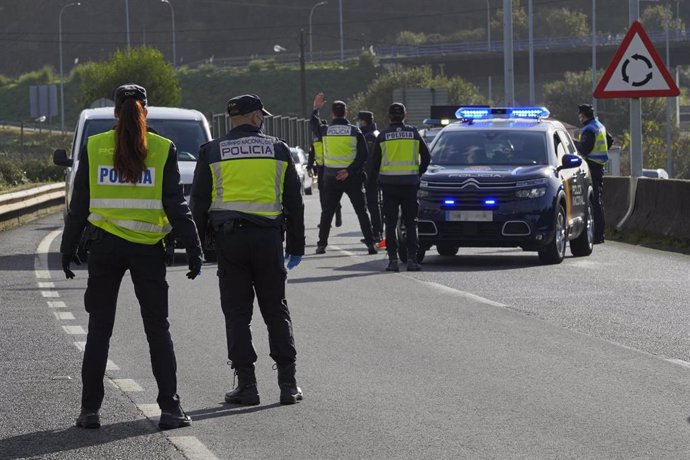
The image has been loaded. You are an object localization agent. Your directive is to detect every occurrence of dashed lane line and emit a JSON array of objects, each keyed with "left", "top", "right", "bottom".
[
  {"left": 73, "top": 341, "right": 86, "bottom": 351},
  {"left": 168, "top": 436, "right": 220, "bottom": 460},
  {"left": 38, "top": 281, "right": 55, "bottom": 288},
  {"left": 41, "top": 290, "right": 59, "bottom": 298},
  {"left": 110, "top": 378, "right": 144, "bottom": 392},
  {"left": 106, "top": 360, "right": 120, "bottom": 371},
  {"left": 53, "top": 311, "right": 75, "bottom": 320},
  {"left": 62, "top": 325, "right": 86, "bottom": 335},
  {"left": 47, "top": 301, "right": 68, "bottom": 308}
]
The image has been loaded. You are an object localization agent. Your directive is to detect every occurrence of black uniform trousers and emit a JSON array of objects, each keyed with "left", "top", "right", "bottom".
[
  {"left": 365, "top": 179, "right": 383, "bottom": 238},
  {"left": 82, "top": 231, "right": 178, "bottom": 411},
  {"left": 587, "top": 160, "right": 606, "bottom": 241},
  {"left": 215, "top": 222, "right": 296, "bottom": 368},
  {"left": 318, "top": 173, "right": 374, "bottom": 247},
  {"left": 381, "top": 183, "right": 419, "bottom": 260},
  {"left": 316, "top": 166, "right": 341, "bottom": 224}
]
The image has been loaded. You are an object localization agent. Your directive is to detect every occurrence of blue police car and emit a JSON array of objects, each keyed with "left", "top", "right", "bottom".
[{"left": 410, "top": 107, "right": 594, "bottom": 264}]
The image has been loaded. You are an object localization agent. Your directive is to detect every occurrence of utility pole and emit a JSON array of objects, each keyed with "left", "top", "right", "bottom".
[
  {"left": 300, "top": 30, "right": 307, "bottom": 118},
  {"left": 503, "top": 0, "right": 514, "bottom": 105},
  {"left": 528, "top": 0, "right": 535, "bottom": 105},
  {"left": 629, "top": 0, "right": 642, "bottom": 178}
]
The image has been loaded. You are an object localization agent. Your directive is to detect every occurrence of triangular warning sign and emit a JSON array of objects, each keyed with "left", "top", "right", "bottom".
[{"left": 594, "top": 20, "right": 680, "bottom": 98}]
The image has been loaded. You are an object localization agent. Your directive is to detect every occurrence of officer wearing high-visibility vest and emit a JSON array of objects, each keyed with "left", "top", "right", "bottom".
[
  {"left": 368, "top": 103, "right": 430, "bottom": 272},
  {"left": 190, "top": 94, "right": 305, "bottom": 406},
  {"left": 575, "top": 104, "right": 613, "bottom": 244},
  {"left": 310, "top": 92, "right": 377, "bottom": 255},
  {"left": 60, "top": 84, "right": 202, "bottom": 430},
  {"left": 307, "top": 118, "right": 342, "bottom": 228}
]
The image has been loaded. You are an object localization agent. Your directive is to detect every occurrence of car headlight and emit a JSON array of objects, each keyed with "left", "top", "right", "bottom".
[
  {"left": 418, "top": 189, "right": 430, "bottom": 198},
  {"left": 516, "top": 178, "right": 549, "bottom": 187},
  {"left": 515, "top": 187, "right": 546, "bottom": 198},
  {"left": 420, "top": 180, "right": 429, "bottom": 188}
]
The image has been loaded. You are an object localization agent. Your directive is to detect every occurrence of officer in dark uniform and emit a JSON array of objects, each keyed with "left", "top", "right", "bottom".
[
  {"left": 369, "top": 103, "right": 430, "bottom": 272},
  {"left": 61, "top": 84, "right": 202, "bottom": 430},
  {"left": 575, "top": 103, "right": 613, "bottom": 244},
  {"left": 190, "top": 94, "right": 305, "bottom": 405},
  {"left": 310, "top": 92, "right": 376, "bottom": 255},
  {"left": 357, "top": 111, "right": 383, "bottom": 243},
  {"left": 307, "top": 118, "right": 342, "bottom": 228}
]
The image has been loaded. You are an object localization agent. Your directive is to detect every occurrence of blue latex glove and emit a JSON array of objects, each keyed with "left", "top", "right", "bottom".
[{"left": 284, "top": 254, "right": 302, "bottom": 270}]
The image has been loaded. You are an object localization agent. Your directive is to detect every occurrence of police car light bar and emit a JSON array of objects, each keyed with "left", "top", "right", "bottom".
[
  {"left": 455, "top": 107, "right": 550, "bottom": 120},
  {"left": 422, "top": 118, "right": 452, "bottom": 127}
]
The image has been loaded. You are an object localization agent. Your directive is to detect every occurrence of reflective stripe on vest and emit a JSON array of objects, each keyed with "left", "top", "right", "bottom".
[
  {"left": 208, "top": 146, "right": 286, "bottom": 218},
  {"left": 380, "top": 137, "right": 419, "bottom": 177},
  {"left": 87, "top": 130, "right": 172, "bottom": 245},
  {"left": 313, "top": 139, "right": 324, "bottom": 165},
  {"left": 323, "top": 131, "right": 356, "bottom": 169},
  {"left": 581, "top": 119, "right": 609, "bottom": 165}
]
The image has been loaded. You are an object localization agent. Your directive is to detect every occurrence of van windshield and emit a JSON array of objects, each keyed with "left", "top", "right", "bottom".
[
  {"left": 78, "top": 119, "right": 209, "bottom": 161},
  {"left": 430, "top": 130, "right": 548, "bottom": 166}
]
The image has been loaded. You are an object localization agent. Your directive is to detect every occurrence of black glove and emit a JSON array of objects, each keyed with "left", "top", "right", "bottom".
[
  {"left": 186, "top": 253, "right": 202, "bottom": 280},
  {"left": 61, "top": 253, "right": 81, "bottom": 279}
]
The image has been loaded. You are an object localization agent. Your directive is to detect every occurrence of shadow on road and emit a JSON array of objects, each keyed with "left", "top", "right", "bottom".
[{"left": 186, "top": 402, "right": 282, "bottom": 421}]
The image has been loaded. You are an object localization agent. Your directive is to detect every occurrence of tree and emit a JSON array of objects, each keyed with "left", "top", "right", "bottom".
[
  {"left": 539, "top": 8, "right": 589, "bottom": 38},
  {"left": 348, "top": 66, "right": 485, "bottom": 125},
  {"left": 76, "top": 47, "right": 180, "bottom": 109}
]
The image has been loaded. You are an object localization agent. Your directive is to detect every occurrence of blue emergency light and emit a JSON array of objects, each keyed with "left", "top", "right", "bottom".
[
  {"left": 484, "top": 198, "right": 497, "bottom": 206},
  {"left": 443, "top": 199, "right": 456, "bottom": 205},
  {"left": 456, "top": 107, "right": 550, "bottom": 120}
]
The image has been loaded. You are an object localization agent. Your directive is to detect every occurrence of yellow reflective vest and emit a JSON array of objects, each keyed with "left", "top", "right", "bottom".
[
  {"left": 580, "top": 119, "right": 609, "bottom": 165},
  {"left": 208, "top": 136, "right": 286, "bottom": 219},
  {"left": 379, "top": 128, "right": 420, "bottom": 177},
  {"left": 313, "top": 139, "right": 324, "bottom": 165},
  {"left": 322, "top": 125, "right": 357, "bottom": 169},
  {"left": 87, "top": 130, "right": 172, "bottom": 245}
]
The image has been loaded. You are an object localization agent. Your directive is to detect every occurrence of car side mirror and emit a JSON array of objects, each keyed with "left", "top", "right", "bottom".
[
  {"left": 558, "top": 154, "right": 582, "bottom": 171},
  {"left": 53, "top": 149, "right": 71, "bottom": 167}
]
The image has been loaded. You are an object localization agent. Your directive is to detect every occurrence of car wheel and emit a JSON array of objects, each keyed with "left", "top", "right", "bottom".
[
  {"left": 570, "top": 198, "right": 594, "bottom": 257},
  {"left": 538, "top": 203, "right": 567, "bottom": 264},
  {"left": 436, "top": 243, "right": 458, "bottom": 256}
]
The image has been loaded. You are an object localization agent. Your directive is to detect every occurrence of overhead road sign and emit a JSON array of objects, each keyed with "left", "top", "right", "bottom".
[{"left": 594, "top": 20, "right": 680, "bottom": 99}]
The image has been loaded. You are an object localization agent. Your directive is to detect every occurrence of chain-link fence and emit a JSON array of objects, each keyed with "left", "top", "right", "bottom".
[{"left": 210, "top": 113, "right": 313, "bottom": 151}]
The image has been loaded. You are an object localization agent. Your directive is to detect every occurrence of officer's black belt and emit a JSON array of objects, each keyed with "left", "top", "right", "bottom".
[{"left": 220, "top": 218, "right": 262, "bottom": 233}]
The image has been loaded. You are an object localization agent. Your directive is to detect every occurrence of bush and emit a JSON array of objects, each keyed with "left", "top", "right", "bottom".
[
  {"left": 16, "top": 65, "right": 56, "bottom": 86},
  {"left": 21, "top": 158, "right": 64, "bottom": 182},
  {"left": 0, "top": 159, "right": 27, "bottom": 186}
]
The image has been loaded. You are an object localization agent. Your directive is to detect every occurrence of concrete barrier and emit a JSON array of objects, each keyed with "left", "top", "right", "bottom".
[
  {"left": 0, "top": 183, "right": 65, "bottom": 231},
  {"left": 602, "top": 176, "right": 631, "bottom": 228}
]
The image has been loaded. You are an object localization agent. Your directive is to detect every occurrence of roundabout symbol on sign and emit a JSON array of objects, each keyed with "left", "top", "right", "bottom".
[{"left": 621, "top": 54, "right": 653, "bottom": 87}]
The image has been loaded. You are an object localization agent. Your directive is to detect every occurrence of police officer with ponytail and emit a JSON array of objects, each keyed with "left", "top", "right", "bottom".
[
  {"left": 369, "top": 103, "right": 430, "bottom": 272},
  {"left": 190, "top": 94, "right": 305, "bottom": 406},
  {"left": 61, "top": 84, "right": 203, "bottom": 430}
]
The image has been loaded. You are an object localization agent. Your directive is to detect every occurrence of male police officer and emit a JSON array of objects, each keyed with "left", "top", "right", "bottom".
[
  {"left": 357, "top": 111, "right": 383, "bottom": 243},
  {"left": 369, "top": 103, "right": 430, "bottom": 272},
  {"left": 190, "top": 94, "right": 305, "bottom": 405},
  {"left": 307, "top": 118, "right": 343, "bottom": 228},
  {"left": 311, "top": 92, "right": 376, "bottom": 255},
  {"left": 575, "top": 104, "right": 613, "bottom": 244}
]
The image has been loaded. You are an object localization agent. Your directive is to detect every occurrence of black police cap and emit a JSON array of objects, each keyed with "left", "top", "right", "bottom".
[
  {"left": 227, "top": 94, "right": 272, "bottom": 117},
  {"left": 114, "top": 84, "right": 147, "bottom": 110},
  {"left": 389, "top": 102, "right": 406, "bottom": 117},
  {"left": 578, "top": 104, "right": 594, "bottom": 116},
  {"left": 357, "top": 111, "right": 374, "bottom": 124}
]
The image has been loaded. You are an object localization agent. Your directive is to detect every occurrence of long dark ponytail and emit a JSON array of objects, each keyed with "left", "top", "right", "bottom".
[{"left": 114, "top": 98, "right": 148, "bottom": 183}]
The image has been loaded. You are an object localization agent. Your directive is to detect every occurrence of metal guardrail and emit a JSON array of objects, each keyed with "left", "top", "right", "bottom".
[{"left": 0, "top": 183, "right": 66, "bottom": 230}]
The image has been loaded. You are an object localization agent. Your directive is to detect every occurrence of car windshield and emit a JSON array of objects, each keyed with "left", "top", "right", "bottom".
[
  {"left": 430, "top": 130, "right": 548, "bottom": 166},
  {"left": 79, "top": 118, "right": 208, "bottom": 161}
]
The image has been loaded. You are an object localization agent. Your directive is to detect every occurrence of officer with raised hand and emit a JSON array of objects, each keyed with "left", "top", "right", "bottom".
[
  {"left": 310, "top": 92, "right": 377, "bottom": 255},
  {"left": 307, "top": 118, "right": 342, "bottom": 228},
  {"left": 369, "top": 103, "right": 430, "bottom": 272},
  {"left": 61, "top": 84, "right": 202, "bottom": 430},
  {"left": 190, "top": 94, "right": 305, "bottom": 406},
  {"left": 575, "top": 103, "right": 613, "bottom": 244}
]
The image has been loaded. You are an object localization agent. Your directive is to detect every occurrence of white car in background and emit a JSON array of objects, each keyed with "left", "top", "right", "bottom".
[{"left": 289, "top": 146, "right": 313, "bottom": 195}]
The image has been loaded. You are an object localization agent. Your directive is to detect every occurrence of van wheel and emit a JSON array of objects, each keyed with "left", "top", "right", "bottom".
[
  {"left": 437, "top": 244, "right": 458, "bottom": 256},
  {"left": 570, "top": 199, "right": 594, "bottom": 257},
  {"left": 538, "top": 204, "right": 566, "bottom": 264}
]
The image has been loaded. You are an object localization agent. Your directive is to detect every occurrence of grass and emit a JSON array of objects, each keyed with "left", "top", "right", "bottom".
[{"left": 606, "top": 226, "right": 690, "bottom": 255}]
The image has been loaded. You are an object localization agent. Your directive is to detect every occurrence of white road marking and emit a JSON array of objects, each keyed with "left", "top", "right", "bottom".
[
  {"left": 106, "top": 360, "right": 120, "bottom": 371},
  {"left": 62, "top": 325, "right": 86, "bottom": 335},
  {"left": 667, "top": 358, "right": 690, "bottom": 369},
  {"left": 47, "top": 301, "right": 68, "bottom": 308},
  {"left": 38, "top": 282, "right": 55, "bottom": 288},
  {"left": 136, "top": 403, "right": 161, "bottom": 419},
  {"left": 421, "top": 281, "right": 507, "bottom": 308},
  {"left": 73, "top": 341, "right": 86, "bottom": 351},
  {"left": 53, "top": 311, "right": 75, "bottom": 320},
  {"left": 41, "top": 291, "right": 59, "bottom": 298},
  {"left": 111, "top": 378, "right": 144, "bottom": 392},
  {"left": 35, "top": 230, "right": 62, "bottom": 280},
  {"left": 168, "top": 437, "right": 219, "bottom": 460}
]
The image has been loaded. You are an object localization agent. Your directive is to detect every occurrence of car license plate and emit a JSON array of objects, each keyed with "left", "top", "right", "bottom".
[{"left": 447, "top": 210, "right": 493, "bottom": 222}]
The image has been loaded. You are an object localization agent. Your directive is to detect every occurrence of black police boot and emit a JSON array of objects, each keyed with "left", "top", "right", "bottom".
[
  {"left": 159, "top": 403, "right": 192, "bottom": 430},
  {"left": 335, "top": 210, "right": 343, "bottom": 228},
  {"left": 366, "top": 243, "right": 378, "bottom": 255},
  {"left": 75, "top": 409, "right": 100, "bottom": 429},
  {"left": 277, "top": 363, "right": 303, "bottom": 405},
  {"left": 224, "top": 366, "right": 260, "bottom": 406},
  {"left": 315, "top": 245, "right": 326, "bottom": 255},
  {"left": 407, "top": 258, "right": 422, "bottom": 271},
  {"left": 386, "top": 258, "right": 399, "bottom": 272}
]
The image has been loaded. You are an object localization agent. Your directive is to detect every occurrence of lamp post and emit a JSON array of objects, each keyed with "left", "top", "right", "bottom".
[
  {"left": 591, "top": 0, "right": 597, "bottom": 111},
  {"left": 486, "top": 0, "right": 492, "bottom": 102},
  {"left": 503, "top": 0, "right": 514, "bottom": 106},
  {"left": 125, "top": 0, "right": 131, "bottom": 49},
  {"left": 59, "top": 2, "right": 80, "bottom": 133},
  {"left": 339, "top": 0, "right": 344, "bottom": 62},
  {"left": 161, "top": 0, "right": 176, "bottom": 66},
  {"left": 309, "top": 1, "right": 327, "bottom": 62},
  {"left": 528, "top": 0, "right": 535, "bottom": 104}
]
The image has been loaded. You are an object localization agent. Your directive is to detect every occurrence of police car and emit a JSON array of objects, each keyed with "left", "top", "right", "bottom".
[{"left": 407, "top": 107, "right": 594, "bottom": 265}]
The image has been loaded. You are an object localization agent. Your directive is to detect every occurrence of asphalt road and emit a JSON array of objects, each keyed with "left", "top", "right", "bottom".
[{"left": 1, "top": 193, "right": 690, "bottom": 459}]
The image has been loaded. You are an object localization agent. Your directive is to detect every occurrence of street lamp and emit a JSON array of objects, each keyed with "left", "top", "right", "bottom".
[
  {"left": 309, "top": 1, "right": 327, "bottom": 62},
  {"left": 125, "top": 0, "right": 131, "bottom": 49},
  {"left": 339, "top": 0, "right": 344, "bottom": 61},
  {"left": 161, "top": 0, "right": 176, "bottom": 67},
  {"left": 486, "top": 0, "right": 492, "bottom": 102},
  {"left": 59, "top": 2, "right": 80, "bottom": 133}
]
